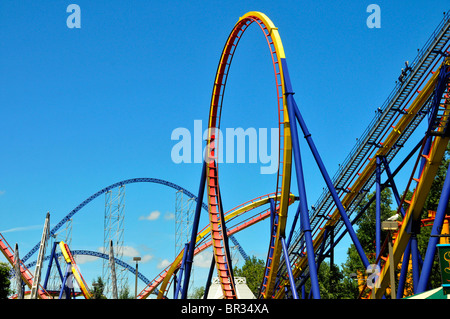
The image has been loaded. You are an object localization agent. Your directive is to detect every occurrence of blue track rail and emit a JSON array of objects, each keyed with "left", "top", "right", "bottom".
[
  {"left": 22, "top": 177, "right": 249, "bottom": 267},
  {"left": 21, "top": 178, "right": 206, "bottom": 263},
  {"left": 25, "top": 249, "right": 152, "bottom": 286}
]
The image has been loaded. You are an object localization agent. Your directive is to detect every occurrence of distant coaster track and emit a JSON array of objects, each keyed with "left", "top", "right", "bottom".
[
  {"left": 21, "top": 178, "right": 208, "bottom": 264},
  {"left": 24, "top": 249, "right": 152, "bottom": 287}
]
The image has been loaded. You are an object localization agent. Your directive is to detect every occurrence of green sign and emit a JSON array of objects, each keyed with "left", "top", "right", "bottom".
[{"left": 437, "top": 244, "right": 450, "bottom": 295}]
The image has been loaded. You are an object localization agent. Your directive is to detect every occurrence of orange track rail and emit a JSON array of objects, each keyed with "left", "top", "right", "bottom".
[{"left": 0, "top": 233, "right": 51, "bottom": 299}]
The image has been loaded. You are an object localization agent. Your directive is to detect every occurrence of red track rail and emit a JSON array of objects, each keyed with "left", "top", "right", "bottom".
[
  {"left": 0, "top": 232, "right": 51, "bottom": 299},
  {"left": 206, "top": 11, "right": 290, "bottom": 300}
]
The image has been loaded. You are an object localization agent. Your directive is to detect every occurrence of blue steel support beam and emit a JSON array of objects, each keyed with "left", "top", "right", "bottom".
[
  {"left": 409, "top": 62, "right": 450, "bottom": 293},
  {"left": 290, "top": 90, "right": 371, "bottom": 269},
  {"left": 281, "top": 60, "right": 370, "bottom": 272},
  {"left": 261, "top": 198, "right": 278, "bottom": 297},
  {"left": 203, "top": 254, "right": 216, "bottom": 299},
  {"left": 181, "top": 159, "right": 207, "bottom": 299},
  {"left": 59, "top": 264, "right": 73, "bottom": 299},
  {"left": 397, "top": 241, "right": 411, "bottom": 298},
  {"left": 43, "top": 241, "right": 64, "bottom": 290},
  {"left": 291, "top": 94, "right": 370, "bottom": 270},
  {"left": 287, "top": 203, "right": 302, "bottom": 248},
  {"left": 174, "top": 243, "right": 189, "bottom": 299},
  {"left": 282, "top": 58, "right": 320, "bottom": 299},
  {"left": 281, "top": 236, "right": 298, "bottom": 299},
  {"left": 380, "top": 156, "right": 406, "bottom": 218},
  {"left": 417, "top": 161, "right": 450, "bottom": 293},
  {"left": 218, "top": 188, "right": 235, "bottom": 286},
  {"left": 376, "top": 156, "right": 382, "bottom": 264},
  {"left": 410, "top": 235, "right": 420, "bottom": 293}
]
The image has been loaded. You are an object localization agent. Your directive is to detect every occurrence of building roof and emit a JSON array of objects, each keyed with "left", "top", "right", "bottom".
[{"left": 206, "top": 277, "right": 256, "bottom": 299}]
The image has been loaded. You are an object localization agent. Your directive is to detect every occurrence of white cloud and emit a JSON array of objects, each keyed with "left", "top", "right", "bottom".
[
  {"left": 164, "top": 212, "right": 175, "bottom": 220},
  {"left": 157, "top": 258, "right": 171, "bottom": 269},
  {"left": 193, "top": 250, "right": 213, "bottom": 268},
  {"left": 121, "top": 246, "right": 140, "bottom": 257},
  {"left": 141, "top": 255, "right": 153, "bottom": 263},
  {"left": 0, "top": 190, "right": 5, "bottom": 196},
  {"left": 0, "top": 225, "right": 42, "bottom": 233},
  {"left": 75, "top": 255, "right": 98, "bottom": 265},
  {"left": 98, "top": 245, "right": 153, "bottom": 264},
  {"left": 139, "top": 210, "right": 161, "bottom": 221}
]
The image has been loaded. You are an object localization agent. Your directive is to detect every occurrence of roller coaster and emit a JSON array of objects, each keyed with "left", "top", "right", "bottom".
[{"left": 2, "top": 10, "right": 450, "bottom": 299}]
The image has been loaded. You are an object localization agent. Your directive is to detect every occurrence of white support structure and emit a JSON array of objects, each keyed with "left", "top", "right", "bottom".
[
  {"left": 175, "top": 189, "right": 194, "bottom": 257},
  {"left": 30, "top": 212, "right": 50, "bottom": 299},
  {"left": 109, "top": 240, "right": 118, "bottom": 299},
  {"left": 103, "top": 185, "right": 126, "bottom": 298},
  {"left": 175, "top": 189, "right": 195, "bottom": 296},
  {"left": 48, "top": 218, "right": 72, "bottom": 291},
  {"left": 14, "top": 243, "right": 24, "bottom": 299}
]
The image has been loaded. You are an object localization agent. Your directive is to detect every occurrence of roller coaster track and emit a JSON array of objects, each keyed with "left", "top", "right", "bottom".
[
  {"left": 21, "top": 178, "right": 209, "bottom": 264},
  {"left": 274, "top": 11, "right": 450, "bottom": 298},
  {"left": 137, "top": 193, "right": 296, "bottom": 299},
  {"left": 58, "top": 241, "right": 92, "bottom": 299},
  {"left": 0, "top": 233, "right": 51, "bottom": 299},
  {"left": 5, "top": 176, "right": 269, "bottom": 299},
  {"left": 4, "top": 10, "right": 450, "bottom": 301},
  {"left": 206, "top": 11, "right": 292, "bottom": 300},
  {"left": 24, "top": 249, "right": 152, "bottom": 287},
  {"left": 373, "top": 58, "right": 450, "bottom": 298}
]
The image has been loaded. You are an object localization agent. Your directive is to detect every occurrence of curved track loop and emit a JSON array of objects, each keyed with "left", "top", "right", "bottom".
[{"left": 206, "top": 11, "right": 292, "bottom": 299}]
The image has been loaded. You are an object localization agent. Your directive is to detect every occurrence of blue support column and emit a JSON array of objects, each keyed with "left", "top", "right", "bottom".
[
  {"left": 261, "top": 198, "right": 279, "bottom": 295},
  {"left": 281, "top": 236, "right": 299, "bottom": 299},
  {"left": 283, "top": 62, "right": 320, "bottom": 299},
  {"left": 417, "top": 162, "right": 450, "bottom": 293},
  {"left": 287, "top": 203, "right": 301, "bottom": 248},
  {"left": 376, "top": 156, "right": 382, "bottom": 264},
  {"left": 410, "top": 235, "right": 420, "bottom": 293},
  {"left": 203, "top": 255, "right": 216, "bottom": 299},
  {"left": 269, "top": 198, "right": 275, "bottom": 232},
  {"left": 174, "top": 243, "right": 189, "bottom": 299},
  {"left": 59, "top": 264, "right": 73, "bottom": 299},
  {"left": 181, "top": 159, "right": 207, "bottom": 299},
  {"left": 281, "top": 59, "right": 370, "bottom": 271},
  {"left": 397, "top": 241, "right": 411, "bottom": 298},
  {"left": 380, "top": 156, "right": 406, "bottom": 218},
  {"left": 43, "top": 241, "right": 59, "bottom": 290}
]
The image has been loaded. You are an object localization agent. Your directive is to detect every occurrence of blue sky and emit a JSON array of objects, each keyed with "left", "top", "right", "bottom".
[{"left": 1, "top": 0, "right": 449, "bottom": 297}]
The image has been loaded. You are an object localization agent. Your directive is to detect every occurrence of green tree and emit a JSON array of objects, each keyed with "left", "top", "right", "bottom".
[
  {"left": 233, "top": 256, "right": 265, "bottom": 297},
  {"left": 119, "top": 285, "right": 133, "bottom": 299},
  {"left": 342, "top": 188, "right": 395, "bottom": 298},
  {"left": 0, "top": 262, "right": 12, "bottom": 299},
  {"left": 189, "top": 286, "right": 205, "bottom": 299},
  {"left": 303, "top": 261, "right": 356, "bottom": 299},
  {"left": 91, "top": 276, "right": 107, "bottom": 299}
]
